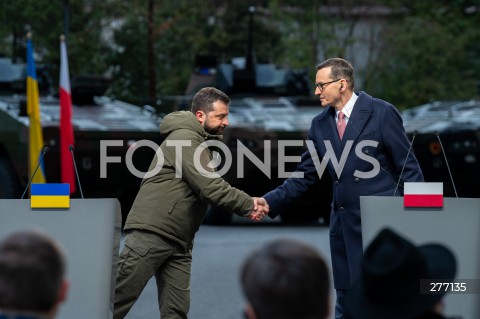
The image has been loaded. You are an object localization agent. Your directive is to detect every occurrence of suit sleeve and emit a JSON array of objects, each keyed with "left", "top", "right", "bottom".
[
  {"left": 263, "top": 125, "right": 321, "bottom": 218},
  {"left": 380, "top": 104, "right": 424, "bottom": 191}
]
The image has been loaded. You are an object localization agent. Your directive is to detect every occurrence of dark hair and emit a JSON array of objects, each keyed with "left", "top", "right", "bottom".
[
  {"left": 190, "top": 87, "right": 230, "bottom": 114},
  {"left": 0, "top": 229, "right": 66, "bottom": 312},
  {"left": 316, "top": 58, "right": 355, "bottom": 89},
  {"left": 241, "top": 239, "right": 330, "bottom": 319}
]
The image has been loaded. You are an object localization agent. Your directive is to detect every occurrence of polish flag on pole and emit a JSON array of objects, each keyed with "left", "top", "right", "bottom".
[
  {"left": 404, "top": 183, "right": 443, "bottom": 208},
  {"left": 59, "top": 35, "right": 76, "bottom": 193}
]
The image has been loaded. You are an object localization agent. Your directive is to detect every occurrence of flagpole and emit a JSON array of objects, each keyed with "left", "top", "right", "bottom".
[{"left": 63, "top": 0, "right": 70, "bottom": 41}]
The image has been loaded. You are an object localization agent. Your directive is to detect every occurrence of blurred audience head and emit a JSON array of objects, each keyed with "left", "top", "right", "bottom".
[
  {"left": 0, "top": 229, "right": 69, "bottom": 318},
  {"left": 241, "top": 238, "right": 330, "bottom": 319}
]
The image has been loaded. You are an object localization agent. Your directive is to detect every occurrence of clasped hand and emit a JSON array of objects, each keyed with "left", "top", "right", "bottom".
[{"left": 249, "top": 197, "right": 269, "bottom": 222}]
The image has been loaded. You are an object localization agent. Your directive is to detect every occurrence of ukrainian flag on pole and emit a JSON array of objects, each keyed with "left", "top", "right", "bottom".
[{"left": 26, "top": 33, "right": 46, "bottom": 184}]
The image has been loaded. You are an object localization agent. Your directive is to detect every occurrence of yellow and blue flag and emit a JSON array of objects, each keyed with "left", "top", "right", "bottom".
[
  {"left": 27, "top": 35, "right": 46, "bottom": 184},
  {"left": 31, "top": 183, "right": 70, "bottom": 208}
]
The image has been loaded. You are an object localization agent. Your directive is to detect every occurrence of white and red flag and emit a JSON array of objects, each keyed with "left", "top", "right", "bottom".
[
  {"left": 59, "top": 35, "right": 76, "bottom": 193},
  {"left": 404, "top": 182, "right": 443, "bottom": 208}
]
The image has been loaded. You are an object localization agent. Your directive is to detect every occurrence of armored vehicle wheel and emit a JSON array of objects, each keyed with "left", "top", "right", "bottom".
[{"left": 0, "top": 157, "right": 21, "bottom": 198}]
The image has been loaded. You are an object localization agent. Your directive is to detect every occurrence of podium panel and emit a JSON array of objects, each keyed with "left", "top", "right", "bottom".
[
  {"left": 0, "top": 199, "right": 121, "bottom": 319},
  {"left": 360, "top": 196, "right": 480, "bottom": 319}
]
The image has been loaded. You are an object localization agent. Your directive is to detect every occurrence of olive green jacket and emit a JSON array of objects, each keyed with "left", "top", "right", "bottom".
[{"left": 124, "top": 111, "right": 253, "bottom": 249}]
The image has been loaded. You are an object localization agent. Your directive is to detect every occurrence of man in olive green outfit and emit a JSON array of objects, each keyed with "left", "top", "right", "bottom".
[{"left": 114, "top": 87, "right": 268, "bottom": 319}]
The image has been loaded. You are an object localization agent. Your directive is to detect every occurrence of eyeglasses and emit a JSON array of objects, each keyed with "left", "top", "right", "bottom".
[{"left": 314, "top": 79, "right": 341, "bottom": 92}]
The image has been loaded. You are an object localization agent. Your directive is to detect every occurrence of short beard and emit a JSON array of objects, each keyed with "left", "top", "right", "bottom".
[{"left": 204, "top": 119, "right": 224, "bottom": 135}]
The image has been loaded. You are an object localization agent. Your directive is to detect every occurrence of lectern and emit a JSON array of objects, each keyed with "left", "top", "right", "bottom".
[
  {"left": 0, "top": 198, "right": 121, "bottom": 319},
  {"left": 360, "top": 196, "right": 480, "bottom": 319}
]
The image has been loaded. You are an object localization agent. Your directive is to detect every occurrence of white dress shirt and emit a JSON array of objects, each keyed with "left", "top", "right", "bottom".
[{"left": 336, "top": 92, "right": 358, "bottom": 124}]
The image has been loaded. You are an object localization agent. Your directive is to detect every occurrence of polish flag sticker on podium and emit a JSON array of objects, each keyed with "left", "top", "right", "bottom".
[{"left": 404, "top": 182, "right": 443, "bottom": 208}]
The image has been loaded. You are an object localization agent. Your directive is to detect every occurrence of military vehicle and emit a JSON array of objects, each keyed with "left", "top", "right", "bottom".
[
  {"left": 0, "top": 57, "right": 163, "bottom": 222},
  {"left": 402, "top": 100, "right": 480, "bottom": 198},
  {"left": 179, "top": 44, "right": 332, "bottom": 225}
]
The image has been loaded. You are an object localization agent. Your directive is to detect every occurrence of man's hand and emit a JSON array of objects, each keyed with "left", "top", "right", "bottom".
[{"left": 249, "top": 197, "right": 270, "bottom": 222}]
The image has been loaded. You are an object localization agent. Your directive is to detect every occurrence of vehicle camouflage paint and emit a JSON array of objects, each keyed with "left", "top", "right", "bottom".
[
  {"left": 179, "top": 50, "right": 333, "bottom": 225},
  {"left": 402, "top": 100, "right": 480, "bottom": 199},
  {"left": 0, "top": 57, "right": 163, "bottom": 223}
]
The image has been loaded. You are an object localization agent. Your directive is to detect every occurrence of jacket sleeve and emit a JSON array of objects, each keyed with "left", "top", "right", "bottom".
[
  {"left": 175, "top": 135, "right": 253, "bottom": 216},
  {"left": 263, "top": 126, "right": 321, "bottom": 218}
]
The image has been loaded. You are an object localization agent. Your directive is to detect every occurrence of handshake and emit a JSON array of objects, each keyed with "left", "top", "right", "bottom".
[{"left": 249, "top": 197, "right": 270, "bottom": 222}]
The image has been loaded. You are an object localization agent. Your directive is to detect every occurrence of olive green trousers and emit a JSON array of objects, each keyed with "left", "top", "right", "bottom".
[{"left": 113, "top": 230, "right": 192, "bottom": 319}]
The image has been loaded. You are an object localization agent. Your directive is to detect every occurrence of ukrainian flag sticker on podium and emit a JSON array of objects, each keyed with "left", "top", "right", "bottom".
[{"left": 31, "top": 183, "right": 70, "bottom": 208}]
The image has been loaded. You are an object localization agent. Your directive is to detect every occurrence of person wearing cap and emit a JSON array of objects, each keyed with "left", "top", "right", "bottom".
[{"left": 345, "top": 228, "right": 456, "bottom": 319}]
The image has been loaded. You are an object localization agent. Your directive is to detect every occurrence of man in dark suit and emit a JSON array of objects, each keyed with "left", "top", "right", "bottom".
[{"left": 262, "top": 58, "right": 424, "bottom": 319}]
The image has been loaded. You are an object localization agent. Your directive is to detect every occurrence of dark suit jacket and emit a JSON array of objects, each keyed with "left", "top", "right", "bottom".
[{"left": 264, "top": 91, "right": 424, "bottom": 289}]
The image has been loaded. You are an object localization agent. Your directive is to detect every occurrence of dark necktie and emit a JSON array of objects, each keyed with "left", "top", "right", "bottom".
[{"left": 337, "top": 111, "right": 346, "bottom": 140}]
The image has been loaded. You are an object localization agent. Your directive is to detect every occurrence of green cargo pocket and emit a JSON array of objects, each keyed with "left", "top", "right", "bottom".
[{"left": 124, "top": 233, "right": 151, "bottom": 257}]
